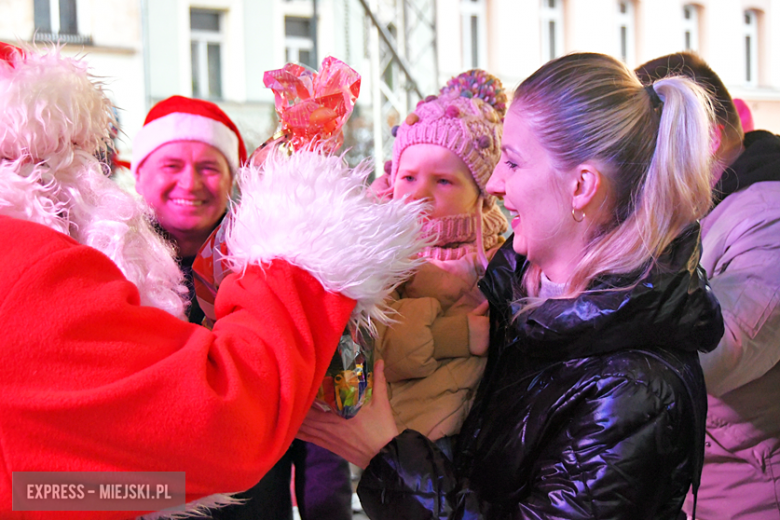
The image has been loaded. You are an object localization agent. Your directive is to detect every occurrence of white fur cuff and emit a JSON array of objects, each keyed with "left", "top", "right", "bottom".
[{"left": 224, "top": 150, "right": 426, "bottom": 327}]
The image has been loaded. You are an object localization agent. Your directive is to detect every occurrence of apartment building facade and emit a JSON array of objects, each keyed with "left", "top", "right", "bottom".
[{"left": 1, "top": 0, "right": 779, "bottom": 163}]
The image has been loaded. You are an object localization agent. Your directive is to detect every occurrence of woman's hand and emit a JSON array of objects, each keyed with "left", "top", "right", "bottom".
[
  {"left": 297, "top": 360, "right": 400, "bottom": 469},
  {"left": 468, "top": 300, "right": 490, "bottom": 356}
]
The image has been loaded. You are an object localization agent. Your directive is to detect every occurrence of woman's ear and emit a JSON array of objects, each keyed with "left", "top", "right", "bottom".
[{"left": 570, "top": 162, "right": 604, "bottom": 214}]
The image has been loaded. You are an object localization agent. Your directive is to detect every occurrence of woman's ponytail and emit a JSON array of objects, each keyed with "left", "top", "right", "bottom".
[{"left": 637, "top": 77, "right": 715, "bottom": 256}]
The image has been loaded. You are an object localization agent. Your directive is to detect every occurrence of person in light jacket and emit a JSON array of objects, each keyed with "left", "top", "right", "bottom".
[{"left": 637, "top": 51, "right": 780, "bottom": 520}]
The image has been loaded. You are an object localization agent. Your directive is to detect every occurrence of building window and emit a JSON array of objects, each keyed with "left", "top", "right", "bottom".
[
  {"left": 33, "top": 0, "right": 90, "bottom": 43},
  {"left": 744, "top": 10, "right": 758, "bottom": 86},
  {"left": 616, "top": 1, "right": 635, "bottom": 66},
  {"left": 682, "top": 4, "right": 699, "bottom": 51},
  {"left": 540, "top": 0, "right": 564, "bottom": 62},
  {"left": 461, "top": 0, "right": 487, "bottom": 69},
  {"left": 34, "top": 0, "right": 77, "bottom": 34},
  {"left": 285, "top": 16, "right": 315, "bottom": 69},
  {"left": 191, "top": 9, "right": 223, "bottom": 99}
]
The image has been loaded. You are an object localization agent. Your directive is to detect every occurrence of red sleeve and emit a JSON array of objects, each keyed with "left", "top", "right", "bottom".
[{"left": 0, "top": 218, "right": 354, "bottom": 518}]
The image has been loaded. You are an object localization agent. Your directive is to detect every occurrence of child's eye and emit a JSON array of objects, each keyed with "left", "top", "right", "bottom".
[
  {"left": 437, "top": 178, "right": 453, "bottom": 186},
  {"left": 504, "top": 160, "right": 519, "bottom": 170},
  {"left": 400, "top": 175, "right": 415, "bottom": 182}
]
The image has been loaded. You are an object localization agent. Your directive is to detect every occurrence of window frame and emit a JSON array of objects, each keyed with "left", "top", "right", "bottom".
[
  {"left": 540, "top": 0, "right": 564, "bottom": 63},
  {"left": 743, "top": 9, "right": 759, "bottom": 87},
  {"left": 682, "top": 4, "right": 700, "bottom": 52},
  {"left": 616, "top": 0, "right": 635, "bottom": 67},
  {"left": 284, "top": 16, "right": 315, "bottom": 68},
  {"left": 33, "top": 0, "right": 79, "bottom": 36},
  {"left": 460, "top": 0, "right": 488, "bottom": 70},
  {"left": 190, "top": 8, "right": 225, "bottom": 100}
]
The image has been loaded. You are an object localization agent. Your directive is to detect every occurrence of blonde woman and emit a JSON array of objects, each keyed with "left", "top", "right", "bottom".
[{"left": 299, "top": 53, "right": 724, "bottom": 520}]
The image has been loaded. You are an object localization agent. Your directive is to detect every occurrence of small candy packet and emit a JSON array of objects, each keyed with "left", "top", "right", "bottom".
[{"left": 313, "top": 325, "right": 374, "bottom": 419}]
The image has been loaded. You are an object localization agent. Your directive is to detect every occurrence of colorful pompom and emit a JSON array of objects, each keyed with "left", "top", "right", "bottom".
[
  {"left": 440, "top": 69, "right": 507, "bottom": 118},
  {"left": 391, "top": 125, "right": 399, "bottom": 137},
  {"left": 425, "top": 95, "right": 438, "bottom": 103},
  {"left": 445, "top": 105, "right": 460, "bottom": 118},
  {"left": 384, "top": 160, "right": 392, "bottom": 174},
  {"left": 405, "top": 113, "right": 419, "bottom": 125},
  {"left": 478, "top": 135, "right": 492, "bottom": 149}
]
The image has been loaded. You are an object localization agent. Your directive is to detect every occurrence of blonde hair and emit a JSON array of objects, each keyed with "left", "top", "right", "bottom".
[{"left": 512, "top": 53, "right": 714, "bottom": 301}]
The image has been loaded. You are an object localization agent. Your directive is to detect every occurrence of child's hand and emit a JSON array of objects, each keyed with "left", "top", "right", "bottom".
[{"left": 467, "top": 300, "right": 490, "bottom": 356}]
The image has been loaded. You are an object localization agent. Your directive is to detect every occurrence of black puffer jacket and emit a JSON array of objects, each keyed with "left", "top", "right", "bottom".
[{"left": 357, "top": 226, "right": 723, "bottom": 520}]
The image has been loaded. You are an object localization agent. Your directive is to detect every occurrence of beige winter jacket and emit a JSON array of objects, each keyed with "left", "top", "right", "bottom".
[{"left": 375, "top": 243, "right": 502, "bottom": 441}]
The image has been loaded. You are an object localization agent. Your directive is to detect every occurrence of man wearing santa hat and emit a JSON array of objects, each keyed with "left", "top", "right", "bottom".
[
  {"left": 0, "top": 43, "right": 423, "bottom": 520},
  {"left": 132, "top": 95, "right": 245, "bottom": 324},
  {"left": 132, "top": 96, "right": 355, "bottom": 520}
]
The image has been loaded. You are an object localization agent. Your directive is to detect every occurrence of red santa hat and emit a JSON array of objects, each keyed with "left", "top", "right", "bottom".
[
  {"left": 0, "top": 42, "right": 22, "bottom": 65},
  {"left": 132, "top": 95, "right": 247, "bottom": 176}
]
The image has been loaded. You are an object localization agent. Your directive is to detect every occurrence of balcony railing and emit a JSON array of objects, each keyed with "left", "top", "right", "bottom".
[{"left": 33, "top": 32, "right": 93, "bottom": 46}]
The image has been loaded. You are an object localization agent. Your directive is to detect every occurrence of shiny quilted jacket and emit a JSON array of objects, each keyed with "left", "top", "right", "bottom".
[{"left": 357, "top": 226, "right": 723, "bottom": 520}]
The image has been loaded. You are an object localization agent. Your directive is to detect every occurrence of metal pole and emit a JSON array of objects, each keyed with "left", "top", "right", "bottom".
[
  {"left": 369, "top": 7, "right": 384, "bottom": 175},
  {"left": 356, "top": 0, "right": 423, "bottom": 98}
]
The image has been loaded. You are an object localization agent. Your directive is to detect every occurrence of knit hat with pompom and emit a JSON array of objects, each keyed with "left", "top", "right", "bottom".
[
  {"left": 388, "top": 69, "right": 507, "bottom": 195},
  {"left": 376, "top": 70, "right": 508, "bottom": 263}
]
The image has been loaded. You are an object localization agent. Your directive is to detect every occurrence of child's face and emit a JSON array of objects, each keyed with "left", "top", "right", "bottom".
[{"left": 393, "top": 144, "right": 480, "bottom": 219}]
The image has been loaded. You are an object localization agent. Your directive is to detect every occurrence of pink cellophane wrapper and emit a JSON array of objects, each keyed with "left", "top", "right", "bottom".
[{"left": 263, "top": 56, "right": 361, "bottom": 154}]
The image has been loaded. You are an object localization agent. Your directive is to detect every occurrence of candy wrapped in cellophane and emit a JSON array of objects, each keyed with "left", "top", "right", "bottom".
[
  {"left": 194, "top": 56, "right": 362, "bottom": 323},
  {"left": 262, "top": 56, "right": 361, "bottom": 154},
  {"left": 313, "top": 325, "right": 374, "bottom": 419},
  {"left": 193, "top": 57, "right": 374, "bottom": 418}
]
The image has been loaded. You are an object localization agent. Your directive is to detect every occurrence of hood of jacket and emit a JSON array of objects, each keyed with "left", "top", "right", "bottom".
[
  {"left": 478, "top": 224, "right": 723, "bottom": 364},
  {"left": 715, "top": 130, "right": 780, "bottom": 205}
]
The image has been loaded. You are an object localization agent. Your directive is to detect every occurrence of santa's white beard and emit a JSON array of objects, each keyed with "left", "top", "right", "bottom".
[{"left": 0, "top": 153, "right": 188, "bottom": 319}]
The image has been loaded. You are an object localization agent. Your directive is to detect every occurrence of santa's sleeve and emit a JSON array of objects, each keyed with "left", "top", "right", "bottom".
[
  {"left": 0, "top": 151, "right": 424, "bottom": 518},
  {"left": 0, "top": 237, "right": 348, "bottom": 500}
]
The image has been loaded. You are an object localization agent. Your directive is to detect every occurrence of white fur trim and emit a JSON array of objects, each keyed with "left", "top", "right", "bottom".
[
  {"left": 0, "top": 46, "right": 187, "bottom": 319},
  {"left": 0, "top": 46, "right": 113, "bottom": 164},
  {"left": 225, "top": 150, "right": 427, "bottom": 327},
  {"left": 137, "top": 493, "right": 243, "bottom": 519},
  {"left": 132, "top": 113, "right": 239, "bottom": 175}
]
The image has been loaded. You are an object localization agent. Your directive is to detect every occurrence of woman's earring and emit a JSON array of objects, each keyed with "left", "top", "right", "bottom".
[{"left": 571, "top": 207, "right": 585, "bottom": 223}]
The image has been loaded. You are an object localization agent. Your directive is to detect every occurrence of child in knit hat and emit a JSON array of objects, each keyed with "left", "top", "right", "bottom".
[{"left": 372, "top": 69, "right": 508, "bottom": 443}]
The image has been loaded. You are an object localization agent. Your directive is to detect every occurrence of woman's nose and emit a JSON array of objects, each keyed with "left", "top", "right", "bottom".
[{"left": 486, "top": 169, "right": 505, "bottom": 196}]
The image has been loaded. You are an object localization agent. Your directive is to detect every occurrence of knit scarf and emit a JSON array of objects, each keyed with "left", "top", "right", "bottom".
[{"left": 418, "top": 200, "right": 507, "bottom": 261}]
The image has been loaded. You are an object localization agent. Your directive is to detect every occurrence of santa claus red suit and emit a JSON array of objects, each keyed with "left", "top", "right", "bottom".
[{"left": 0, "top": 43, "right": 423, "bottom": 519}]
